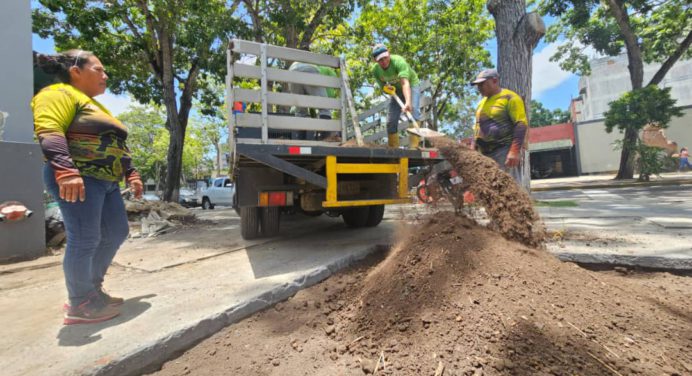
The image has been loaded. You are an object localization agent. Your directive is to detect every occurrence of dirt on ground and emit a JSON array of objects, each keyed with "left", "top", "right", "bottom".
[{"left": 152, "top": 141, "right": 691, "bottom": 376}]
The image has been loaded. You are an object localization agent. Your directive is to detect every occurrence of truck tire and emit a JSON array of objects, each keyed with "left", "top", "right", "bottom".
[
  {"left": 240, "top": 207, "right": 260, "bottom": 239},
  {"left": 365, "top": 205, "right": 385, "bottom": 227},
  {"left": 202, "top": 197, "right": 214, "bottom": 210},
  {"left": 342, "top": 207, "right": 369, "bottom": 228},
  {"left": 261, "top": 207, "right": 280, "bottom": 237}
]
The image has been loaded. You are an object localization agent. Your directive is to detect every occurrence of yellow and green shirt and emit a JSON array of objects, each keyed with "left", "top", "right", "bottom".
[
  {"left": 474, "top": 88, "right": 528, "bottom": 154},
  {"left": 32, "top": 83, "right": 140, "bottom": 183}
]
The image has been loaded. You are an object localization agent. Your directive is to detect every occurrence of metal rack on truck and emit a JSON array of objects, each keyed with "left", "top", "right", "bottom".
[{"left": 226, "top": 39, "right": 443, "bottom": 239}]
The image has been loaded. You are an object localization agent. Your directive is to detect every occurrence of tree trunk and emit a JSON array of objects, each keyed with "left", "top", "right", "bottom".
[
  {"left": 607, "top": 0, "right": 644, "bottom": 180},
  {"left": 159, "top": 23, "right": 184, "bottom": 203},
  {"left": 215, "top": 143, "right": 221, "bottom": 177},
  {"left": 488, "top": 0, "right": 545, "bottom": 191}
]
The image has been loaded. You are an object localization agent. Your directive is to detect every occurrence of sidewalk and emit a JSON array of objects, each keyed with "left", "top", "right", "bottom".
[
  {"left": 0, "top": 212, "right": 390, "bottom": 376},
  {"left": 531, "top": 171, "right": 692, "bottom": 191}
]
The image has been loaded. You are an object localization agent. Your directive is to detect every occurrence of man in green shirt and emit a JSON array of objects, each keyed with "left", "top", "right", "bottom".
[
  {"left": 370, "top": 44, "right": 421, "bottom": 148},
  {"left": 471, "top": 68, "right": 528, "bottom": 184}
]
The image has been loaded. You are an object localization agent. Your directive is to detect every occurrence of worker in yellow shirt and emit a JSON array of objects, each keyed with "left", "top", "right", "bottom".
[{"left": 471, "top": 69, "right": 528, "bottom": 184}]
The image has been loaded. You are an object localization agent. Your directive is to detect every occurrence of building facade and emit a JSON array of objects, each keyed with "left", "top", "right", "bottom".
[{"left": 570, "top": 54, "right": 692, "bottom": 174}]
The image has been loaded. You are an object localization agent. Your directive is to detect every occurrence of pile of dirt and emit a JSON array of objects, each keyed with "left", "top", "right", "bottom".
[
  {"left": 433, "top": 138, "right": 544, "bottom": 247},
  {"left": 153, "top": 141, "right": 688, "bottom": 375},
  {"left": 153, "top": 215, "right": 691, "bottom": 376}
]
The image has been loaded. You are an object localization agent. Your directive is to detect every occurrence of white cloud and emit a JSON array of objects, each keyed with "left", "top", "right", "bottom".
[
  {"left": 532, "top": 42, "right": 575, "bottom": 98},
  {"left": 94, "top": 91, "right": 136, "bottom": 116}
]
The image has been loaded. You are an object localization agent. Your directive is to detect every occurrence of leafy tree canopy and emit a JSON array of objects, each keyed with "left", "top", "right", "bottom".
[
  {"left": 334, "top": 0, "right": 494, "bottom": 127},
  {"left": 604, "top": 86, "right": 682, "bottom": 134},
  {"left": 530, "top": 100, "right": 571, "bottom": 127},
  {"left": 539, "top": 0, "right": 692, "bottom": 76}
]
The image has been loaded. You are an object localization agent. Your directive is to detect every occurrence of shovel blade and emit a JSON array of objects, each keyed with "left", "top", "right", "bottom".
[{"left": 407, "top": 128, "right": 445, "bottom": 138}]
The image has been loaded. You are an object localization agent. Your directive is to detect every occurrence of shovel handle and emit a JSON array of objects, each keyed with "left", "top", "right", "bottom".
[{"left": 386, "top": 90, "right": 420, "bottom": 129}]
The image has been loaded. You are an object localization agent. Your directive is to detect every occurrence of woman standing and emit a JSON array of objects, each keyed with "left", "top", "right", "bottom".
[{"left": 33, "top": 50, "right": 143, "bottom": 325}]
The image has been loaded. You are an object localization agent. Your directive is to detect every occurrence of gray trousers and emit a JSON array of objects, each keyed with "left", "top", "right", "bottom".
[
  {"left": 485, "top": 144, "right": 524, "bottom": 186},
  {"left": 287, "top": 63, "right": 331, "bottom": 118}
]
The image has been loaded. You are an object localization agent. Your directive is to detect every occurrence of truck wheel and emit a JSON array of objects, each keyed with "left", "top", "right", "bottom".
[
  {"left": 365, "top": 205, "right": 385, "bottom": 227},
  {"left": 202, "top": 197, "right": 215, "bottom": 210},
  {"left": 261, "top": 207, "right": 280, "bottom": 237},
  {"left": 342, "top": 207, "right": 369, "bottom": 228},
  {"left": 240, "top": 207, "right": 260, "bottom": 239}
]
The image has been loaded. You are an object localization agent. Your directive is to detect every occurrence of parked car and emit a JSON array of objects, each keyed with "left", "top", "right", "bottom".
[
  {"left": 199, "top": 177, "right": 235, "bottom": 210},
  {"left": 178, "top": 188, "right": 199, "bottom": 208},
  {"left": 142, "top": 192, "right": 160, "bottom": 201}
]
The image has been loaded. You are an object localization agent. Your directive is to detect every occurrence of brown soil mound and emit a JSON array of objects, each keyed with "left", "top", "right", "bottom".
[
  {"left": 433, "top": 138, "right": 544, "bottom": 247},
  {"left": 338, "top": 214, "right": 691, "bottom": 375},
  {"left": 154, "top": 215, "right": 691, "bottom": 376}
]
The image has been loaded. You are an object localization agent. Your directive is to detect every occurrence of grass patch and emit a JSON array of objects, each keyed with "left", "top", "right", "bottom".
[{"left": 534, "top": 200, "right": 579, "bottom": 207}]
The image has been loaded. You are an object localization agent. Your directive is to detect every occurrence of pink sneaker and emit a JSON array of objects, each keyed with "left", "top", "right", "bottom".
[{"left": 63, "top": 297, "right": 120, "bottom": 325}]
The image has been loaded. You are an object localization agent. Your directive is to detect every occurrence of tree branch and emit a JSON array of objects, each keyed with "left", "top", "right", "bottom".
[
  {"left": 242, "top": 0, "right": 264, "bottom": 42},
  {"left": 299, "top": 0, "right": 343, "bottom": 50},
  {"left": 648, "top": 29, "right": 692, "bottom": 86},
  {"left": 607, "top": 0, "right": 645, "bottom": 88},
  {"left": 121, "top": 9, "right": 162, "bottom": 77}
]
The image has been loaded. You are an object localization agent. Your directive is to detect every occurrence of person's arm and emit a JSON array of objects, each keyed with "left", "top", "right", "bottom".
[
  {"left": 506, "top": 94, "right": 529, "bottom": 168},
  {"left": 32, "top": 89, "right": 85, "bottom": 202},
  {"left": 400, "top": 78, "right": 412, "bottom": 113}
]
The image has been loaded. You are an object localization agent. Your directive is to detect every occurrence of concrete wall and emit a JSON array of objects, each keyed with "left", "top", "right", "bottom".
[
  {"left": 0, "top": 0, "right": 46, "bottom": 261},
  {"left": 576, "top": 106, "right": 692, "bottom": 174},
  {"left": 576, "top": 55, "right": 692, "bottom": 122},
  {"left": 0, "top": 0, "right": 34, "bottom": 142},
  {"left": 575, "top": 119, "right": 622, "bottom": 174},
  {"left": 0, "top": 142, "right": 46, "bottom": 261}
]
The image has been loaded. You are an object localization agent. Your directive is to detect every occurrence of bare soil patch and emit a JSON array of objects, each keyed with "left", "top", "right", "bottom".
[
  {"left": 152, "top": 142, "right": 689, "bottom": 376},
  {"left": 152, "top": 214, "right": 691, "bottom": 376}
]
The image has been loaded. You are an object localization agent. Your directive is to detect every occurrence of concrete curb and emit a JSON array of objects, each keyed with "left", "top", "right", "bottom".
[
  {"left": 555, "top": 252, "right": 692, "bottom": 271},
  {"left": 90, "top": 245, "right": 383, "bottom": 376},
  {"left": 531, "top": 178, "right": 692, "bottom": 192}
]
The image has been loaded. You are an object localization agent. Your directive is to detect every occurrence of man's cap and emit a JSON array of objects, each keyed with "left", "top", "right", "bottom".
[
  {"left": 471, "top": 69, "right": 499, "bottom": 85},
  {"left": 372, "top": 44, "right": 390, "bottom": 61}
]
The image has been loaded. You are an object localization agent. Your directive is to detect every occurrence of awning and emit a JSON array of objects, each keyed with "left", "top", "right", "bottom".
[{"left": 529, "top": 139, "right": 573, "bottom": 153}]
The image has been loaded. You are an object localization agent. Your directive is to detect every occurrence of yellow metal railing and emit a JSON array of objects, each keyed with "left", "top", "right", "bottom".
[{"left": 322, "top": 156, "right": 410, "bottom": 208}]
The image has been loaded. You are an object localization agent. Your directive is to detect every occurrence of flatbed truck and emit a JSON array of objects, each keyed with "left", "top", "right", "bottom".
[{"left": 226, "top": 39, "right": 442, "bottom": 239}]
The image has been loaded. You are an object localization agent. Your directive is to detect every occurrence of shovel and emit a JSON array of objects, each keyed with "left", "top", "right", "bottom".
[{"left": 382, "top": 85, "right": 444, "bottom": 138}]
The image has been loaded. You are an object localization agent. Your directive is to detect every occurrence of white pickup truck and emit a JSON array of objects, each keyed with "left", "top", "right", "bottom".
[{"left": 199, "top": 177, "right": 236, "bottom": 210}]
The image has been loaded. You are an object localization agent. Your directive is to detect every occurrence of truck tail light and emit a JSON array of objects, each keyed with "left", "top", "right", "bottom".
[{"left": 258, "top": 191, "right": 293, "bottom": 207}]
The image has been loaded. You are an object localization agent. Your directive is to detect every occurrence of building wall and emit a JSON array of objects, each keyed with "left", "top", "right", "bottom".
[
  {"left": 0, "top": 0, "right": 34, "bottom": 142},
  {"left": 576, "top": 55, "right": 692, "bottom": 122},
  {"left": 576, "top": 106, "right": 692, "bottom": 174},
  {"left": 0, "top": 0, "right": 46, "bottom": 261}
]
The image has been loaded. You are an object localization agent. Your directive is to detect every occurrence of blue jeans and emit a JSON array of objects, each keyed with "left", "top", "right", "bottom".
[
  {"left": 679, "top": 157, "right": 691, "bottom": 171},
  {"left": 386, "top": 85, "right": 421, "bottom": 134},
  {"left": 44, "top": 164, "right": 129, "bottom": 307}
]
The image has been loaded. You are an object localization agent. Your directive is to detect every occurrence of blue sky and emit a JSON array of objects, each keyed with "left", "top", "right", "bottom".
[{"left": 32, "top": 18, "right": 580, "bottom": 115}]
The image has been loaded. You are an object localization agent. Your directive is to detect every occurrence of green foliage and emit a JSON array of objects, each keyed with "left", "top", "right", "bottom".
[
  {"left": 607, "top": 86, "right": 683, "bottom": 180},
  {"left": 118, "top": 105, "right": 214, "bottom": 183},
  {"left": 33, "top": 0, "right": 249, "bottom": 105},
  {"left": 612, "top": 139, "right": 670, "bottom": 181},
  {"left": 240, "top": 0, "right": 362, "bottom": 51},
  {"left": 336, "top": 0, "right": 494, "bottom": 126},
  {"left": 539, "top": 0, "right": 692, "bottom": 76},
  {"left": 530, "top": 100, "right": 571, "bottom": 127},
  {"left": 604, "top": 86, "right": 682, "bottom": 134}
]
